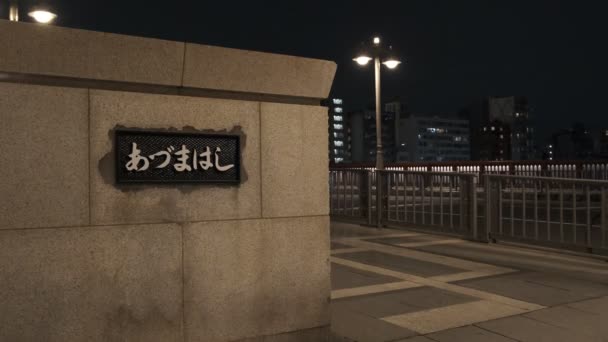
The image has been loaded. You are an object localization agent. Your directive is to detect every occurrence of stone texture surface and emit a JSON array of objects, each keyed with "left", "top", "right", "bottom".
[
  {"left": 0, "top": 224, "right": 182, "bottom": 342},
  {"left": 0, "top": 20, "right": 184, "bottom": 85},
  {"left": 89, "top": 90, "right": 261, "bottom": 225},
  {"left": 0, "top": 83, "right": 88, "bottom": 229},
  {"left": 183, "top": 43, "right": 336, "bottom": 99},
  {"left": 261, "top": 103, "right": 329, "bottom": 218},
  {"left": 183, "top": 216, "right": 330, "bottom": 342}
]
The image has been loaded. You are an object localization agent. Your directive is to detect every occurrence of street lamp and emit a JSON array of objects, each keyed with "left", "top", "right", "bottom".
[
  {"left": 353, "top": 36, "right": 401, "bottom": 170},
  {"left": 354, "top": 36, "right": 401, "bottom": 228}
]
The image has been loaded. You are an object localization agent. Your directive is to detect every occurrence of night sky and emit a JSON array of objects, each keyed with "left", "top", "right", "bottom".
[{"left": 11, "top": 0, "right": 608, "bottom": 142}]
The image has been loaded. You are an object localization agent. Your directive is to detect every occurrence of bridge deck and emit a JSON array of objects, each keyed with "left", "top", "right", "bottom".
[{"left": 330, "top": 221, "right": 608, "bottom": 342}]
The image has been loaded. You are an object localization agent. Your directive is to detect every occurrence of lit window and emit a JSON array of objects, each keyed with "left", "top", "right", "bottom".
[
  {"left": 332, "top": 99, "right": 343, "bottom": 105},
  {"left": 333, "top": 124, "right": 343, "bottom": 130},
  {"left": 335, "top": 141, "right": 344, "bottom": 147},
  {"left": 483, "top": 127, "right": 487, "bottom": 132},
  {"left": 335, "top": 157, "right": 343, "bottom": 162},
  {"left": 500, "top": 134, "right": 504, "bottom": 139},
  {"left": 333, "top": 115, "right": 343, "bottom": 121},
  {"left": 454, "top": 136, "right": 462, "bottom": 142},
  {"left": 515, "top": 113, "right": 520, "bottom": 117},
  {"left": 334, "top": 107, "right": 343, "bottom": 113},
  {"left": 491, "top": 126, "right": 495, "bottom": 131}
]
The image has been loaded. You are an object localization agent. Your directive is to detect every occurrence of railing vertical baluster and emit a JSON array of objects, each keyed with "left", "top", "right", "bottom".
[
  {"left": 431, "top": 176, "right": 435, "bottom": 225},
  {"left": 422, "top": 175, "right": 426, "bottom": 225},
  {"left": 602, "top": 187, "right": 607, "bottom": 249},
  {"left": 573, "top": 183, "right": 577, "bottom": 244},
  {"left": 413, "top": 175, "right": 418, "bottom": 224},
  {"left": 546, "top": 182, "right": 551, "bottom": 242},
  {"left": 459, "top": 177, "right": 464, "bottom": 231},
  {"left": 350, "top": 171, "right": 355, "bottom": 217},
  {"left": 367, "top": 171, "right": 373, "bottom": 226},
  {"left": 342, "top": 171, "right": 346, "bottom": 216},
  {"left": 511, "top": 179, "right": 515, "bottom": 237},
  {"left": 440, "top": 175, "right": 444, "bottom": 227},
  {"left": 387, "top": 173, "right": 392, "bottom": 221},
  {"left": 403, "top": 173, "right": 408, "bottom": 222},
  {"left": 522, "top": 178, "right": 527, "bottom": 238},
  {"left": 329, "top": 171, "right": 334, "bottom": 215},
  {"left": 498, "top": 180, "right": 503, "bottom": 235},
  {"left": 395, "top": 173, "right": 400, "bottom": 222},
  {"left": 534, "top": 180, "right": 539, "bottom": 241},
  {"left": 449, "top": 176, "right": 454, "bottom": 229},
  {"left": 586, "top": 185, "right": 591, "bottom": 248},
  {"left": 560, "top": 183, "right": 564, "bottom": 243}
]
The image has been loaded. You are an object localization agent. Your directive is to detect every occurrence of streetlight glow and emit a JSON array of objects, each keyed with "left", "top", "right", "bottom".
[
  {"left": 373, "top": 37, "right": 380, "bottom": 45},
  {"left": 28, "top": 10, "right": 57, "bottom": 24},
  {"left": 383, "top": 60, "right": 401, "bottom": 69},
  {"left": 353, "top": 56, "right": 372, "bottom": 65}
]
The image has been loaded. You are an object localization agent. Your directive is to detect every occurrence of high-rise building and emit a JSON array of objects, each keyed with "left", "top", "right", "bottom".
[
  {"left": 397, "top": 114, "right": 470, "bottom": 161},
  {"left": 349, "top": 109, "right": 397, "bottom": 163},
  {"left": 487, "top": 96, "right": 536, "bottom": 160},
  {"left": 327, "top": 98, "right": 350, "bottom": 163},
  {"left": 478, "top": 120, "right": 511, "bottom": 161},
  {"left": 466, "top": 96, "right": 536, "bottom": 160}
]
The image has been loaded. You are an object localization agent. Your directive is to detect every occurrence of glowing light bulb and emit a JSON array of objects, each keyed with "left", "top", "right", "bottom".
[
  {"left": 383, "top": 60, "right": 401, "bottom": 69},
  {"left": 354, "top": 56, "right": 372, "bottom": 65},
  {"left": 28, "top": 10, "right": 57, "bottom": 24}
]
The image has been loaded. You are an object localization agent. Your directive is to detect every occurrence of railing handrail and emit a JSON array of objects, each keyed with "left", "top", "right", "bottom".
[
  {"left": 330, "top": 159, "right": 608, "bottom": 169},
  {"left": 484, "top": 174, "right": 608, "bottom": 185}
]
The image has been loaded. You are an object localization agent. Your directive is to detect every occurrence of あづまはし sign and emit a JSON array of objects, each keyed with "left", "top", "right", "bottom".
[{"left": 115, "top": 130, "right": 240, "bottom": 184}]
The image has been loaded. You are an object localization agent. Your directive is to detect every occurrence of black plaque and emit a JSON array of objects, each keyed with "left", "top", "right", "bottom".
[{"left": 115, "top": 130, "right": 240, "bottom": 184}]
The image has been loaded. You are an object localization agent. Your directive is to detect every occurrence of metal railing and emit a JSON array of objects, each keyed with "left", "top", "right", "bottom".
[
  {"left": 484, "top": 175, "right": 608, "bottom": 253},
  {"left": 330, "top": 169, "right": 480, "bottom": 239},
  {"left": 330, "top": 168, "right": 608, "bottom": 255}
]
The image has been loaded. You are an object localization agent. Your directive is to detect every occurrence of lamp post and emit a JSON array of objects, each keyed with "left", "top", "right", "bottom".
[
  {"left": 353, "top": 36, "right": 401, "bottom": 170},
  {"left": 354, "top": 36, "right": 401, "bottom": 228}
]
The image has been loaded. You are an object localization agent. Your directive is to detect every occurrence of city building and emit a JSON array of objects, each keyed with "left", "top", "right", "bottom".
[
  {"left": 465, "top": 96, "right": 536, "bottom": 161},
  {"left": 478, "top": 120, "right": 511, "bottom": 160},
  {"left": 487, "top": 96, "right": 536, "bottom": 160},
  {"left": 327, "top": 98, "right": 350, "bottom": 163},
  {"left": 397, "top": 114, "right": 470, "bottom": 162},
  {"left": 550, "top": 123, "right": 595, "bottom": 160},
  {"left": 349, "top": 109, "right": 397, "bottom": 163}
]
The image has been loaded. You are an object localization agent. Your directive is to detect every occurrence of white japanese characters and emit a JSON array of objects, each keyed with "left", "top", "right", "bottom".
[{"left": 125, "top": 142, "right": 235, "bottom": 173}]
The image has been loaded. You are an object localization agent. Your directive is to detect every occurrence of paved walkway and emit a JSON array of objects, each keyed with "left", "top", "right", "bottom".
[{"left": 329, "top": 221, "right": 608, "bottom": 342}]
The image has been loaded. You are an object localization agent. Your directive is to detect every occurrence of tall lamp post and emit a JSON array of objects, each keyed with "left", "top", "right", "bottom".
[
  {"left": 353, "top": 36, "right": 401, "bottom": 170},
  {"left": 353, "top": 36, "right": 401, "bottom": 228}
]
